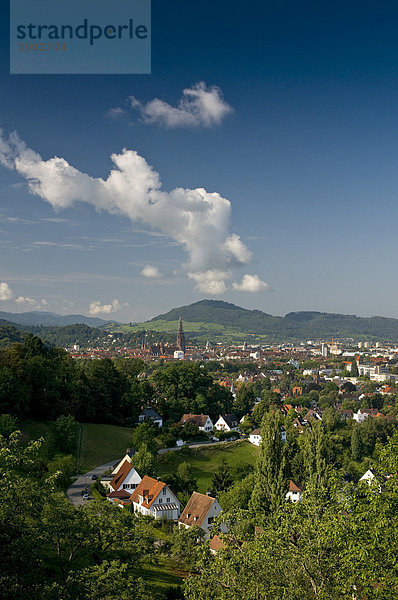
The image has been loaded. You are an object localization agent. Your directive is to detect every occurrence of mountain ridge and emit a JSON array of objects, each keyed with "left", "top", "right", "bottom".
[
  {"left": 0, "top": 311, "right": 112, "bottom": 328},
  {"left": 148, "top": 300, "right": 398, "bottom": 341}
]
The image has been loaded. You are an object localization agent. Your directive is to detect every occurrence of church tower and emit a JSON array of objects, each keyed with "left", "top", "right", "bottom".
[{"left": 176, "top": 317, "right": 186, "bottom": 353}]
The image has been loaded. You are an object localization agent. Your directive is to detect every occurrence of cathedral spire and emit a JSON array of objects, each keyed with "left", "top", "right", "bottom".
[{"left": 177, "top": 316, "right": 186, "bottom": 353}]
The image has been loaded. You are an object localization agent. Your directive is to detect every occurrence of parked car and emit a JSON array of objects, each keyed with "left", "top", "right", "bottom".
[
  {"left": 91, "top": 474, "right": 98, "bottom": 480},
  {"left": 82, "top": 493, "right": 90, "bottom": 499}
]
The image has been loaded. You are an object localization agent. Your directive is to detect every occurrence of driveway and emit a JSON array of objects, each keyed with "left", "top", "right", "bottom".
[{"left": 66, "top": 459, "right": 120, "bottom": 506}]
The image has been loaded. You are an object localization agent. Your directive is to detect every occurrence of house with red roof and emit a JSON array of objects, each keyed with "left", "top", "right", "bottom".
[
  {"left": 130, "top": 475, "right": 181, "bottom": 520},
  {"left": 178, "top": 491, "right": 223, "bottom": 536},
  {"left": 286, "top": 480, "right": 303, "bottom": 503},
  {"left": 180, "top": 413, "right": 213, "bottom": 432},
  {"left": 108, "top": 460, "right": 141, "bottom": 494}
]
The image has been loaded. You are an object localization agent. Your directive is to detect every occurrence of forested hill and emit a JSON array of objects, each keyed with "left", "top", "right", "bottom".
[
  {"left": 0, "top": 310, "right": 111, "bottom": 327},
  {"left": 150, "top": 300, "right": 398, "bottom": 341},
  {"left": 0, "top": 321, "right": 27, "bottom": 346}
]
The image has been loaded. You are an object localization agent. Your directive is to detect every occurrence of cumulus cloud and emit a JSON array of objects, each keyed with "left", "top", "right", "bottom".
[
  {"left": 0, "top": 282, "right": 13, "bottom": 300},
  {"left": 89, "top": 299, "right": 126, "bottom": 315},
  {"left": 106, "top": 107, "right": 126, "bottom": 119},
  {"left": 141, "top": 264, "right": 163, "bottom": 278},
  {"left": 232, "top": 274, "right": 269, "bottom": 293},
  {"left": 15, "top": 296, "right": 49, "bottom": 309},
  {"left": 129, "top": 82, "right": 233, "bottom": 128},
  {"left": 0, "top": 128, "right": 254, "bottom": 294},
  {"left": 188, "top": 270, "right": 230, "bottom": 295}
]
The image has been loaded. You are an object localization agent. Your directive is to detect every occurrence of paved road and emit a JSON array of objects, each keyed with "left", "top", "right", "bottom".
[
  {"left": 157, "top": 438, "right": 243, "bottom": 455},
  {"left": 66, "top": 459, "right": 120, "bottom": 506}
]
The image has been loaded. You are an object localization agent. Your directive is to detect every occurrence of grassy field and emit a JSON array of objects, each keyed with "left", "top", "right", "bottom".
[
  {"left": 79, "top": 423, "right": 134, "bottom": 472},
  {"left": 157, "top": 440, "right": 259, "bottom": 493},
  {"left": 20, "top": 420, "right": 53, "bottom": 442},
  {"left": 137, "top": 556, "right": 187, "bottom": 596}
]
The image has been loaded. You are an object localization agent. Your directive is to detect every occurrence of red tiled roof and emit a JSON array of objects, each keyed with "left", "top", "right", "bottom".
[
  {"left": 209, "top": 534, "right": 226, "bottom": 552},
  {"left": 180, "top": 414, "right": 210, "bottom": 427},
  {"left": 130, "top": 475, "right": 165, "bottom": 508},
  {"left": 106, "top": 489, "right": 130, "bottom": 499},
  {"left": 178, "top": 492, "right": 215, "bottom": 527},
  {"left": 289, "top": 480, "right": 303, "bottom": 492},
  {"left": 109, "top": 460, "right": 133, "bottom": 491}
]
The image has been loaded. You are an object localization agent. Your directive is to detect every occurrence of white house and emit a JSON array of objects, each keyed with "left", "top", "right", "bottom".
[
  {"left": 214, "top": 414, "right": 239, "bottom": 432},
  {"left": 130, "top": 475, "right": 181, "bottom": 520},
  {"left": 249, "top": 426, "right": 286, "bottom": 446},
  {"left": 180, "top": 413, "right": 213, "bottom": 433},
  {"left": 138, "top": 408, "right": 163, "bottom": 428},
  {"left": 286, "top": 480, "right": 303, "bottom": 503},
  {"left": 108, "top": 460, "right": 142, "bottom": 494},
  {"left": 178, "top": 491, "right": 223, "bottom": 536},
  {"left": 359, "top": 468, "right": 376, "bottom": 486},
  {"left": 249, "top": 428, "right": 262, "bottom": 446},
  {"left": 111, "top": 449, "right": 136, "bottom": 475}
]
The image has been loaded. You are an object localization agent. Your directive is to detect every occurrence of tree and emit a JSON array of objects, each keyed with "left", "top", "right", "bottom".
[
  {"left": 302, "top": 423, "right": 332, "bottom": 490},
  {"left": 131, "top": 422, "right": 156, "bottom": 451},
  {"left": 249, "top": 410, "right": 287, "bottom": 516},
  {"left": 50, "top": 415, "right": 78, "bottom": 455},
  {"left": 211, "top": 459, "right": 233, "bottom": 494},
  {"left": 350, "top": 425, "right": 362, "bottom": 461},
  {"left": 132, "top": 442, "right": 156, "bottom": 476}
]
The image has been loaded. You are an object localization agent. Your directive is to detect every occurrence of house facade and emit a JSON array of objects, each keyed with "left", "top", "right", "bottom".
[
  {"left": 108, "top": 460, "right": 142, "bottom": 494},
  {"left": 138, "top": 408, "right": 163, "bottom": 428},
  {"left": 249, "top": 428, "right": 262, "bottom": 446},
  {"left": 286, "top": 480, "right": 303, "bottom": 503},
  {"left": 178, "top": 491, "right": 223, "bottom": 536},
  {"left": 214, "top": 414, "right": 239, "bottom": 432},
  {"left": 180, "top": 413, "right": 213, "bottom": 432},
  {"left": 130, "top": 475, "right": 181, "bottom": 520},
  {"left": 249, "top": 426, "right": 286, "bottom": 446}
]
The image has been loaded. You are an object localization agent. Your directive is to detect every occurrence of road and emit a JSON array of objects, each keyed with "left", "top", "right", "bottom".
[
  {"left": 66, "top": 458, "right": 120, "bottom": 506},
  {"left": 157, "top": 438, "right": 243, "bottom": 454}
]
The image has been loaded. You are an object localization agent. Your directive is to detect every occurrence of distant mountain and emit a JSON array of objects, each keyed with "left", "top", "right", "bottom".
[
  {"left": 0, "top": 311, "right": 112, "bottom": 328},
  {"left": 149, "top": 300, "right": 398, "bottom": 342}
]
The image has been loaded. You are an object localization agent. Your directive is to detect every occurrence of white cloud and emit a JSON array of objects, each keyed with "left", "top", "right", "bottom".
[
  {"left": 106, "top": 107, "right": 126, "bottom": 119},
  {"left": 15, "top": 296, "right": 49, "bottom": 309},
  {"left": 141, "top": 264, "right": 163, "bottom": 278},
  {"left": 232, "top": 274, "right": 269, "bottom": 293},
  {"left": 15, "top": 296, "right": 36, "bottom": 305},
  {"left": 188, "top": 270, "right": 230, "bottom": 295},
  {"left": 129, "top": 82, "right": 233, "bottom": 128},
  {"left": 0, "top": 282, "right": 13, "bottom": 300},
  {"left": 0, "top": 128, "right": 255, "bottom": 295},
  {"left": 223, "top": 234, "right": 252, "bottom": 264},
  {"left": 89, "top": 299, "right": 125, "bottom": 315}
]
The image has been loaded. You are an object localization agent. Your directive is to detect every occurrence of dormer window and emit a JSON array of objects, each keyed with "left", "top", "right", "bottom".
[{"left": 186, "top": 513, "right": 191, "bottom": 519}]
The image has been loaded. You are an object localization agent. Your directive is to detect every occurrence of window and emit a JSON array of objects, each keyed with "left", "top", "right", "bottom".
[
  {"left": 166, "top": 497, "right": 170, "bottom": 503},
  {"left": 163, "top": 488, "right": 166, "bottom": 495}
]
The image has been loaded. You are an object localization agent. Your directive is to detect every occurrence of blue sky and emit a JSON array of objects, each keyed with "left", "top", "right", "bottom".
[{"left": 1, "top": 0, "right": 398, "bottom": 321}]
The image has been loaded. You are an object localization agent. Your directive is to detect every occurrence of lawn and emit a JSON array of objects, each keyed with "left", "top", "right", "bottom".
[
  {"left": 20, "top": 419, "right": 53, "bottom": 442},
  {"left": 79, "top": 423, "right": 134, "bottom": 472},
  {"left": 137, "top": 555, "right": 187, "bottom": 596},
  {"left": 157, "top": 440, "right": 259, "bottom": 493}
]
